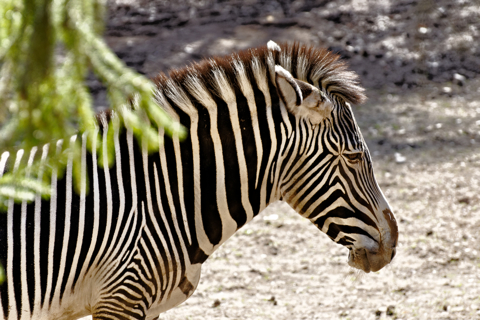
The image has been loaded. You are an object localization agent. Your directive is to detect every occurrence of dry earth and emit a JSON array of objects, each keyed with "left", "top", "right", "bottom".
[{"left": 83, "top": 0, "right": 480, "bottom": 319}]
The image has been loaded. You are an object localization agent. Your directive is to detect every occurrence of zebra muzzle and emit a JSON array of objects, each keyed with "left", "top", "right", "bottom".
[{"left": 347, "top": 242, "right": 396, "bottom": 273}]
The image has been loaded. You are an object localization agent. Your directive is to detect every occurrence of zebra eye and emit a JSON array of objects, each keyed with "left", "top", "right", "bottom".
[{"left": 343, "top": 152, "right": 363, "bottom": 163}]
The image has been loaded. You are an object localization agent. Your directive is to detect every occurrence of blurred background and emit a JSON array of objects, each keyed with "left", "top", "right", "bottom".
[{"left": 94, "top": 0, "right": 480, "bottom": 319}]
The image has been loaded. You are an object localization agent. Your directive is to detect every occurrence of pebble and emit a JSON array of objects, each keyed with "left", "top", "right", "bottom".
[
  {"left": 442, "top": 86, "right": 452, "bottom": 94},
  {"left": 418, "top": 26, "right": 428, "bottom": 34},
  {"left": 386, "top": 305, "right": 396, "bottom": 316},
  {"left": 453, "top": 73, "right": 467, "bottom": 86},
  {"left": 394, "top": 153, "right": 406, "bottom": 163}
]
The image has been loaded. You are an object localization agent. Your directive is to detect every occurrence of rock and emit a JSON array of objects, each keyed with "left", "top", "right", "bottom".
[
  {"left": 442, "top": 86, "right": 452, "bottom": 94},
  {"left": 268, "top": 296, "right": 277, "bottom": 305},
  {"left": 453, "top": 73, "right": 466, "bottom": 86},
  {"left": 386, "top": 305, "right": 396, "bottom": 316},
  {"left": 394, "top": 152, "right": 406, "bottom": 163}
]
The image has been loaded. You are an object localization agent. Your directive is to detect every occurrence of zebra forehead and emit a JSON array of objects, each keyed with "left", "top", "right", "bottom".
[{"left": 153, "top": 42, "right": 366, "bottom": 106}]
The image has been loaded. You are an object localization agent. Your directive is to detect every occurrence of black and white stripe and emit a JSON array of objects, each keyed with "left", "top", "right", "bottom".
[{"left": 0, "top": 41, "right": 397, "bottom": 320}]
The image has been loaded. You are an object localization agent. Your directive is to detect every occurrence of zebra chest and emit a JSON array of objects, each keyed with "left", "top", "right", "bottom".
[{"left": 143, "top": 261, "right": 203, "bottom": 319}]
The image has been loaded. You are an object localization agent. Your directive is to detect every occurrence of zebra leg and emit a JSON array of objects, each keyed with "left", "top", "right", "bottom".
[
  {"left": 144, "top": 264, "right": 203, "bottom": 318},
  {"left": 89, "top": 257, "right": 155, "bottom": 320}
]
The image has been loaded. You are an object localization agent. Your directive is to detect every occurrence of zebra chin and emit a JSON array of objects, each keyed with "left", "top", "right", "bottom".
[{"left": 347, "top": 245, "right": 396, "bottom": 273}]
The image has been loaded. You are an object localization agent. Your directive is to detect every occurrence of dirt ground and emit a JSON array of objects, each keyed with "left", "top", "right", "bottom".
[{"left": 85, "top": 0, "right": 480, "bottom": 319}]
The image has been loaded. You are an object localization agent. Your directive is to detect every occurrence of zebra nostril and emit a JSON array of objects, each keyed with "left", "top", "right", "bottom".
[{"left": 391, "top": 248, "right": 396, "bottom": 261}]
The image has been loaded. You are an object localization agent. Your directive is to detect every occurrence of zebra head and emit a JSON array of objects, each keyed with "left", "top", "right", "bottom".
[{"left": 270, "top": 43, "right": 398, "bottom": 273}]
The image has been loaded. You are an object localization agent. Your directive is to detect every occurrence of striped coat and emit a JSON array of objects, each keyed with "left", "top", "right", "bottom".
[{"left": 0, "top": 41, "right": 398, "bottom": 320}]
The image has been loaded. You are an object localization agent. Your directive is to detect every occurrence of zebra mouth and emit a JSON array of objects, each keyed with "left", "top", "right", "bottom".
[
  {"left": 348, "top": 245, "right": 395, "bottom": 273},
  {"left": 348, "top": 248, "right": 371, "bottom": 273}
]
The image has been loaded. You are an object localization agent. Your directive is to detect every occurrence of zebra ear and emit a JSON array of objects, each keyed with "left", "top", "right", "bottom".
[
  {"left": 275, "top": 65, "right": 334, "bottom": 124},
  {"left": 275, "top": 65, "right": 303, "bottom": 107}
]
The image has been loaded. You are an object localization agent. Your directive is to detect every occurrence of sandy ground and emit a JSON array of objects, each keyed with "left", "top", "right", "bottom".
[{"left": 82, "top": 0, "right": 480, "bottom": 319}]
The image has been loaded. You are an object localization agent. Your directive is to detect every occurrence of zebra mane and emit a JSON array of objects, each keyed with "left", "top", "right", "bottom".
[{"left": 152, "top": 42, "right": 366, "bottom": 108}]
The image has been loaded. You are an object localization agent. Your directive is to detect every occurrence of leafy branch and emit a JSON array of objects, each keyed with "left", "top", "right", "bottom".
[{"left": 0, "top": 0, "right": 186, "bottom": 209}]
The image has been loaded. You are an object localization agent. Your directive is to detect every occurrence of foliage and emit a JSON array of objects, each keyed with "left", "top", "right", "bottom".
[{"left": 0, "top": 0, "right": 186, "bottom": 210}]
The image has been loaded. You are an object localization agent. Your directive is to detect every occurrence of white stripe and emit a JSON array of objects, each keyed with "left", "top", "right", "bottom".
[
  {"left": 6, "top": 194, "right": 16, "bottom": 320},
  {"left": 281, "top": 125, "right": 323, "bottom": 193},
  {"left": 0, "top": 151, "right": 9, "bottom": 177},
  {"left": 152, "top": 163, "right": 175, "bottom": 293},
  {"left": 178, "top": 76, "right": 213, "bottom": 254},
  {"left": 33, "top": 144, "right": 49, "bottom": 316},
  {"left": 289, "top": 155, "right": 333, "bottom": 210},
  {"left": 298, "top": 119, "right": 308, "bottom": 155},
  {"left": 84, "top": 129, "right": 143, "bottom": 284},
  {"left": 75, "top": 129, "right": 99, "bottom": 290},
  {"left": 96, "top": 129, "right": 140, "bottom": 286},
  {"left": 233, "top": 59, "right": 264, "bottom": 191},
  {"left": 126, "top": 129, "right": 138, "bottom": 240},
  {"left": 142, "top": 130, "right": 179, "bottom": 296},
  {"left": 52, "top": 135, "right": 77, "bottom": 306},
  {"left": 98, "top": 202, "right": 145, "bottom": 297},
  {"left": 212, "top": 60, "right": 254, "bottom": 223},
  {"left": 301, "top": 161, "right": 375, "bottom": 219},
  {"left": 172, "top": 135, "right": 191, "bottom": 244},
  {"left": 299, "top": 156, "right": 338, "bottom": 208},
  {"left": 279, "top": 95, "right": 293, "bottom": 138},
  {"left": 43, "top": 140, "right": 62, "bottom": 309},
  {"left": 154, "top": 89, "right": 192, "bottom": 245},
  {"left": 281, "top": 118, "right": 322, "bottom": 190},
  {"left": 97, "top": 114, "right": 127, "bottom": 272},
  {"left": 19, "top": 147, "right": 37, "bottom": 318},
  {"left": 271, "top": 123, "right": 294, "bottom": 201},
  {"left": 328, "top": 165, "right": 376, "bottom": 220},
  {"left": 156, "top": 129, "right": 191, "bottom": 295},
  {"left": 89, "top": 117, "right": 114, "bottom": 272},
  {"left": 64, "top": 132, "right": 87, "bottom": 294},
  {"left": 252, "top": 60, "right": 278, "bottom": 210},
  {"left": 209, "top": 67, "right": 238, "bottom": 244},
  {"left": 278, "top": 119, "right": 301, "bottom": 193},
  {"left": 139, "top": 238, "right": 156, "bottom": 285}
]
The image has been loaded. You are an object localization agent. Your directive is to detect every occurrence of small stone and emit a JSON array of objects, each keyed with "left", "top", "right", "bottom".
[
  {"left": 386, "top": 305, "right": 396, "bottom": 316},
  {"left": 394, "top": 153, "right": 406, "bottom": 163},
  {"left": 375, "top": 309, "right": 382, "bottom": 317},
  {"left": 263, "top": 214, "right": 279, "bottom": 221},
  {"left": 418, "top": 26, "right": 428, "bottom": 34},
  {"left": 212, "top": 299, "right": 221, "bottom": 308},
  {"left": 442, "top": 86, "right": 452, "bottom": 94},
  {"left": 453, "top": 73, "right": 466, "bottom": 86}
]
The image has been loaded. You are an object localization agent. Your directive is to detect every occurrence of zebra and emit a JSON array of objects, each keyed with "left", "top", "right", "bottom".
[{"left": 0, "top": 41, "right": 398, "bottom": 320}]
